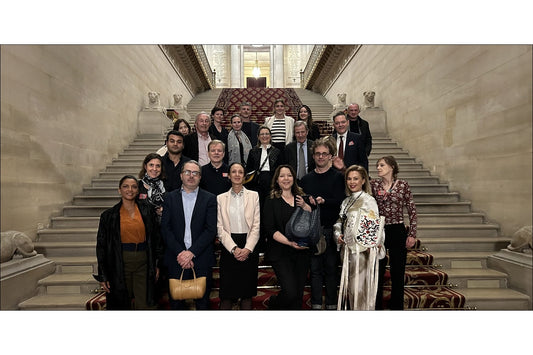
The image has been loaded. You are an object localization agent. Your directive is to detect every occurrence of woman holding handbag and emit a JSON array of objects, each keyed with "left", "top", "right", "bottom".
[
  {"left": 370, "top": 156, "right": 418, "bottom": 310},
  {"left": 334, "top": 165, "right": 385, "bottom": 310},
  {"left": 245, "top": 126, "right": 283, "bottom": 208},
  {"left": 262, "top": 165, "right": 313, "bottom": 310},
  {"left": 217, "top": 162, "right": 261, "bottom": 310}
]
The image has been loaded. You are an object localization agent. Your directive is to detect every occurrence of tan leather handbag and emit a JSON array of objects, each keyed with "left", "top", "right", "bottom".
[{"left": 168, "top": 268, "right": 206, "bottom": 300}]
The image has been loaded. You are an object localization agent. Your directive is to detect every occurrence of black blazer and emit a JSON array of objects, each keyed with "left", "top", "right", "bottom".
[
  {"left": 333, "top": 131, "right": 369, "bottom": 172},
  {"left": 349, "top": 116, "right": 372, "bottom": 156},
  {"left": 183, "top": 132, "right": 216, "bottom": 162},
  {"left": 95, "top": 200, "right": 162, "bottom": 308},
  {"left": 245, "top": 145, "right": 283, "bottom": 174},
  {"left": 283, "top": 139, "right": 316, "bottom": 178},
  {"left": 160, "top": 188, "right": 217, "bottom": 278}
]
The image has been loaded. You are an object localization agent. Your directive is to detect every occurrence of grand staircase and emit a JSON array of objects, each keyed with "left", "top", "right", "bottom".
[{"left": 19, "top": 89, "right": 530, "bottom": 310}]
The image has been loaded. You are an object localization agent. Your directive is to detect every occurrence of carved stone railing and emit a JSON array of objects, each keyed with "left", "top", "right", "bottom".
[
  {"left": 300, "top": 45, "right": 327, "bottom": 89},
  {"left": 301, "top": 45, "right": 361, "bottom": 95},
  {"left": 191, "top": 45, "right": 216, "bottom": 89},
  {"left": 159, "top": 45, "right": 214, "bottom": 95}
]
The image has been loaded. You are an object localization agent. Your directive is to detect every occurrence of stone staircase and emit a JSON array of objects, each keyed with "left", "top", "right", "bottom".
[{"left": 18, "top": 89, "right": 530, "bottom": 310}]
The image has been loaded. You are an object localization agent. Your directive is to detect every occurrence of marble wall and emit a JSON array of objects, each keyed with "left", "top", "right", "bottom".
[
  {"left": 1, "top": 45, "right": 192, "bottom": 238},
  {"left": 325, "top": 45, "right": 532, "bottom": 236}
]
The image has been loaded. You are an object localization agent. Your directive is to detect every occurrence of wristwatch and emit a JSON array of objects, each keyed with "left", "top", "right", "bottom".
[{"left": 231, "top": 246, "right": 237, "bottom": 255}]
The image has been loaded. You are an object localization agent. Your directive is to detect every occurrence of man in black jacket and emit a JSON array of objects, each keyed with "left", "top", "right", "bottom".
[{"left": 346, "top": 103, "right": 372, "bottom": 157}]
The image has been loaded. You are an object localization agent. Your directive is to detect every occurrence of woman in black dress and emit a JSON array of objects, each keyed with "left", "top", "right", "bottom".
[
  {"left": 262, "top": 165, "right": 313, "bottom": 310},
  {"left": 217, "top": 163, "right": 261, "bottom": 310}
]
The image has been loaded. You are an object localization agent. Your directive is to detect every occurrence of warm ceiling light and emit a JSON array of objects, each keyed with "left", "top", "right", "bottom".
[{"left": 252, "top": 53, "right": 261, "bottom": 78}]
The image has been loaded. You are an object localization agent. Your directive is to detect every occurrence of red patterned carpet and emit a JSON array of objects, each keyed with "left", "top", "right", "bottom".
[
  {"left": 87, "top": 244, "right": 465, "bottom": 310},
  {"left": 214, "top": 88, "right": 302, "bottom": 127}
]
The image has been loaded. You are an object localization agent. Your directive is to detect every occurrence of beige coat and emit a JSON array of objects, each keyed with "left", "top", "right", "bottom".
[
  {"left": 217, "top": 187, "right": 261, "bottom": 253},
  {"left": 264, "top": 115, "right": 295, "bottom": 145}
]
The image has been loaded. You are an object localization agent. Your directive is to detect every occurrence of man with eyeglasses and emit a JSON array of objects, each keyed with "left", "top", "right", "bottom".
[
  {"left": 300, "top": 136, "right": 345, "bottom": 310},
  {"left": 161, "top": 160, "right": 217, "bottom": 310}
]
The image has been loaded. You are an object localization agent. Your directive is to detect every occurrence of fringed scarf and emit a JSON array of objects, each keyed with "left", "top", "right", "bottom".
[{"left": 141, "top": 174, "right": 165, "bottom": 207}]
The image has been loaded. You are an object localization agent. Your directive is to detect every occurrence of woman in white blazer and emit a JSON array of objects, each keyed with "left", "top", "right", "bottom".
[
  {"left": 217, "top": 162, "right": 261, "bottom": 310},
  {"left": 264, "top": 98, "right": 294, "bottom": 153}
]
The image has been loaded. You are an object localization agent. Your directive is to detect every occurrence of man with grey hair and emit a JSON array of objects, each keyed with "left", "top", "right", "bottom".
[
  {"left": 346, "top": 103, "right": 372, "bottom": 157},
  {"left": 161, "top": 160, "right": 217, "bottom": 310},
  {"left": 183, "top": 111, "right": 215, "bottom": 166},
  {"left": 284, "top": 120, "right": 315, "bottom": 181}
]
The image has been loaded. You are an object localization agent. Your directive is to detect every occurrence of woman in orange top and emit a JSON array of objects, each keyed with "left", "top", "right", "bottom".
[{"left": 94, "top": 175, "right": 162, "bottom": 309}]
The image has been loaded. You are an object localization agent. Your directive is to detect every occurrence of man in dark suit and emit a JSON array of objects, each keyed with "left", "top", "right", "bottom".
[
  {"left": 161, "top": 160, "right": 217, "bottom": 310},
  {"left": 239, "top": 102, "right": 260, "bottom": 147},
  {"left": 284, "top": 120, "right": 316, "bottom": 182},
  {"left": 331, "top": 111, "right": 369, "bottom": 173},
  {"left": 346, "top": 103, "right": 372, "bottom": 157},
  {"left": 183, "top": 112, "right": 215, "bottom": 166}
]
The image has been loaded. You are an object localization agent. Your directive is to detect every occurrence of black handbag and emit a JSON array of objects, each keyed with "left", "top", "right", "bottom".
[{"left": 285, "top": 204, "right": 321, "bottom": 247}]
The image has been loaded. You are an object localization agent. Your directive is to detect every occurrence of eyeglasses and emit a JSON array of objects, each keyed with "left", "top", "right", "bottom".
[
  {"left": 183, "top": 170, "right": 200, "bottom": 177},
  {"left": 314, "top": 152, "right": 331, "bottom": 157}
]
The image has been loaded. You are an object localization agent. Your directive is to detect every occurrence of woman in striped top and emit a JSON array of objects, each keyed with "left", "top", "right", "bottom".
[{"left": 264, "top": 98, "right": 294, "bottom": 154}]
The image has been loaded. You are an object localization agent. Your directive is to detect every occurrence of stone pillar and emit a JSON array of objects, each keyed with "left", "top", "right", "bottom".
[
  {"left": 360, "top": 108, "right": 388, "bottom": 136},
  {"left": 230, "top": 45, "right": 242, "bottom": 88},
  {"left": 271, "top": 45, "right": 284, "bottom": 88},
  {"left": 138, "top": 109, "right": 170, "bottom": 136}
]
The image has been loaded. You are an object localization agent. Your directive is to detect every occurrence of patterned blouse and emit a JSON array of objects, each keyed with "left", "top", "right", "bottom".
[{"left": 370, "top": 179, "right": 417, "bottom": 239}]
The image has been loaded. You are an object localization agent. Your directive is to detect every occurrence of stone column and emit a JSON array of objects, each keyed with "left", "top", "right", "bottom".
[
  {"left": 271, "top": 45, "right": 284, "bottom": 88},
  {"left": 230, "top": 45, "right": 242, "bottom": 88}
]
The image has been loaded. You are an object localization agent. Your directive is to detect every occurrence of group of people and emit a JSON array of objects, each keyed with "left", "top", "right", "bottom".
[{"left": 95, "top": 100, "right": 417, "bottom": 311}]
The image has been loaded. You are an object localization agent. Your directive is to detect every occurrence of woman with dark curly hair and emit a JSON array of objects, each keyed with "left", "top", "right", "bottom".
[{"left": 296, "top": 104, "right": 321, "bottom": 141}]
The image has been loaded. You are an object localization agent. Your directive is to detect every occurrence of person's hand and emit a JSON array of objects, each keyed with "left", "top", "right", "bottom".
[
  {"left": 338, "top": 234, "right": 345, "bottom": 245},
  {"left": 155, "top": 267, "right": 160, "bottom": 282},
  {"left": 295, "top": 195, "right": 312, "bottom": 212},
  {"left": 290, "top": 241, "right": 309, "bottom": 250},
  {"left": 406, "top": 236, "right": 416, "bottom": 249},
  {"left": 177, "top": 250, "right": 194, "bottom": 268},
  {"left": 155, "top": 206, "right": 163, "bottom": 216},
  {"left": 332, "top": 156, "right": 345, "bottom": 170},
  {"left": 99, "top": 281, "right": 111, "bottom": 293},
  {"left": 315, "top": 196, "right": 325, "bottom": 205},
  {"left": 234, "top": 247, "right": 251, "bottom": 261}
]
